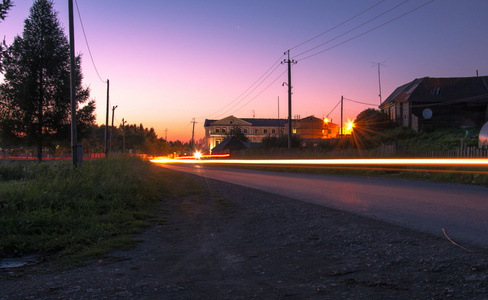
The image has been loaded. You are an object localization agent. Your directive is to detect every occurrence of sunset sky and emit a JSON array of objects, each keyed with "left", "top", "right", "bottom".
[{"left": 2, "top": 0, "right": 488, "bottom": 142}]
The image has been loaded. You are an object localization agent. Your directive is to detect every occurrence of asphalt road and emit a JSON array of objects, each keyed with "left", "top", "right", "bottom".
[{"left": 157, "top": 163, "right": 488, "bottom": 248}]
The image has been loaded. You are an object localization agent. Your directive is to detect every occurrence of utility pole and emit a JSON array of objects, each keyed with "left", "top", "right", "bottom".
[
  {"left": 341, "top": 95, "right": 343, "bottom": 138},
  {"left": 68, "top": 0, "right": 80, "bottom": 167},
  {"left": 110, "top": 105, "right": 117, "bottom": 152},
  {"left": 372, "top": 61, "right": 386, "bottom": 104},
  {"left": 165, "top": 128, "right": 168, "bottom": 141},
  {"left": 191, "top": 118, "right": 197, "bottom": 150},
  {"left": 282, "top": 50, "right": 297, "bottom": 149},
  {"left": 121, "top": 118, "right": 127, "bottom": 153},
  {"left": 277, "top": 96, "right": 281, "bottom": 136},
  {"left": 105, "top": 79, "right": 109, "bottom": 156}
]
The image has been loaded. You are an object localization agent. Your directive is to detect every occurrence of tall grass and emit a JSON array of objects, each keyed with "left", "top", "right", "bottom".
[{"left": 0, "top": 157, "right": 200, "bottom": 261}]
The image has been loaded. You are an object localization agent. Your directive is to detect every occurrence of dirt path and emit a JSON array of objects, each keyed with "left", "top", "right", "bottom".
[{"left": 1, "top": 175, "right": 488, "bottom": 299}]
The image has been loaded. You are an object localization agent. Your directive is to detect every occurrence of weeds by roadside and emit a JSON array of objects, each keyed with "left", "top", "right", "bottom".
[{"left": 0, "top": 157, "right": 203, "bottom": 264}]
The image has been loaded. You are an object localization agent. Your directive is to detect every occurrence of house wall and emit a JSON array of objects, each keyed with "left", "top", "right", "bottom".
[{"left": 205, "top": 123, "right": 282, "bottom": 150}]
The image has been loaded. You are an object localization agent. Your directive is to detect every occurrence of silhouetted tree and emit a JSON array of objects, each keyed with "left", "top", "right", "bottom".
[
  {"left": 0, "top": 0, "right": 13, "bottom": 72},
  {"left": 0, "top": 0, "right": 94, "bottom": 161},
  {"left": 352, "top": 108, "right": 393, "bottom": 149},
  {"left": 0, "top": 0, "right": 12, "bottom": 20},
  {"left": 226, "top": 125, "right": 249, "bottom": 142}
]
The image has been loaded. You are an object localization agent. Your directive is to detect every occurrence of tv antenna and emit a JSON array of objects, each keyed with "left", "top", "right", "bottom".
[{"left": 371, "top": 61, "right": 387, "bottom": 104}]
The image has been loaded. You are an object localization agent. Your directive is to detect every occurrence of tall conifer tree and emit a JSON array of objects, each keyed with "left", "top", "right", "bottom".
[{"left": 0, "top": 0, "right": 94, "bottom": 161}]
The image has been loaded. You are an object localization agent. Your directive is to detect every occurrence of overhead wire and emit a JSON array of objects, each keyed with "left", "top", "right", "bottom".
[
  {"left": 228, "top": 68, "right": 288, "bottom": 117},
  {"left": 204, "top": 0, "right": 434, "bottom": 123},
  {"left": 288, "top": 0, "right": 386, "bottom": 51},
  {"left": 293, "top": 0, "right": 411, "bottom": 59},
  {"left": 326, "top": 99, "right": 342, "bottom": 117},
  {"left": 296, "top": 0, "right": 435, "bottom": 61},
  {"left": 74, "top": 0, "right": 106, "bottom": 84},
  {"left": 343, "top": 97, "right": 377, "bottom": 106},
  {"left": 205, "top": 53, "right": 286, "bottom": 118},
  {"left": 215, "top": 62, "right": 286, "bottom": 119}
]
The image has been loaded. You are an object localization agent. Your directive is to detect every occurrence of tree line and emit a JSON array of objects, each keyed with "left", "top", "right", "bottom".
[{"left": 0, "top": 0, "right": 195, "bottom": 159}]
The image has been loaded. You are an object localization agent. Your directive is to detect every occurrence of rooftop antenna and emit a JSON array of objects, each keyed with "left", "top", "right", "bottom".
[{"left": 371, "top": 61, "right": 386, "bottom": 104}]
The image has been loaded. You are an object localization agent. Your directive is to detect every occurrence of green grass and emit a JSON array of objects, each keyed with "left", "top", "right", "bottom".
[{"left": 0, "top": 157, "right": 205, "bottom": 263}]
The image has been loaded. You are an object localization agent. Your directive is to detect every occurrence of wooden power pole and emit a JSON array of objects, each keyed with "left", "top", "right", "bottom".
[
  {"left": 68, "top": 0, "right": 80, "bottom": 167},
  {"left": 282, "top": 50, "right": 296, "bottom": 149}
]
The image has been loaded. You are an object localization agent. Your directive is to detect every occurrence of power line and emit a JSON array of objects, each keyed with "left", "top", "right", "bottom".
[
  {"left": 228, "top": 68, "right": 288, "bottom": 116},
  {"left": 205, "top": 54, "right": 285, "bottom": 118},
  {"left": 296, "top": 0, "right": 435, "bottom": 61},
  {"left": 214, "top": 61, "right": 286, "bottom": 119},
  {"left": 343, "top": 97, "right": 377, "bottom": 106},
  {"left": 289, "top": 0, "right": 386, "bottom": 51},
  {"left": 293, "top": 0, "right": 411, "bottom": 59},
  {"left": 74, "top": 0, "right": 106, "bottom": 84},
  {"left": 326, "top": 98, "right": 342, "bottom": 117}
]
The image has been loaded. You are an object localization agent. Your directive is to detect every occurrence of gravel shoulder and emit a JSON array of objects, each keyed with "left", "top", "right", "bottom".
[{"left": 1, "top": 175, "right": 488, "bottom": 299}]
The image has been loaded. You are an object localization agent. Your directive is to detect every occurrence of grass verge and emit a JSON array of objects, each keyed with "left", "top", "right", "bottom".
[{"left": 0, "top": 157, "right": 204, "bottom": 264}]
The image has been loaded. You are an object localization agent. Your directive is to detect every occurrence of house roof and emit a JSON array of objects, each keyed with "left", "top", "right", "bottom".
[
  {"left": 211, "top": 136, "right": 248, "bottom": 153},
  {"left": 380, "top": 76, "right": 488, "bottom": 109}
]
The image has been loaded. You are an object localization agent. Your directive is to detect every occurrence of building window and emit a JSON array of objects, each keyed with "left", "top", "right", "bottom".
[
  {"left": 255, "top": 129, "right": 259, "bottom": 134},
  {"left": 222, "top": 128, "right": 226, "bottom": 134},
  {"left": 243, "top": 128, "right": 248, "bottom": 133},
  {"left": 263, "top": 129, "right": 268, "bottom": 134},
  {"left": 293, "top": 129, "right": 297, "bottom": 134},
  {"left": 272, "top": 129, "right": 276, "bottom": 134},
  {"left": 216, "top": 140, "right": 220, "bottom": 145},
  {"left": 215, "top": 128, "right": 220, "bottom": 133}
]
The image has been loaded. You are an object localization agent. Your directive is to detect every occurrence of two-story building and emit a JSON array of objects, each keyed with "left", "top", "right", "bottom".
[
  {"left": 204, "top": 115, "right": 340, "bottom": 151},
  {"left": 204, "top": 115, "right": 287, "bottom": 150}
]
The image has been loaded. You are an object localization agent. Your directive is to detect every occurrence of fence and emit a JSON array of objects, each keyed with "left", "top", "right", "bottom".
[
  {"left": 377, "top": 143, "right": 488, "bottom": 158},
  {"left": 240, "top": 142, "right": 488, "bottom": 159},
  {"left": 0, "top": 152, "right": 105, "bottom": 161}
]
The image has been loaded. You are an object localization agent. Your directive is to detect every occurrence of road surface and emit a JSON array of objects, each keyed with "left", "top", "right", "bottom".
[{"left": 157, "top": 163, "right": 488, "bottom": 248}]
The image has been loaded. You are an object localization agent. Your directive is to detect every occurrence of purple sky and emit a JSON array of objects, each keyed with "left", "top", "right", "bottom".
[{"left": 2, "top": 0, "right": 488, "bottom": 142}]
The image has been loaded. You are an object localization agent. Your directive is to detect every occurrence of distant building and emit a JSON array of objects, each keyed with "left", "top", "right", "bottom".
[
  {"left": 204, "top": 115, "right": 286, "bottom": 150},
  {"left": 290, "top": 115, "right": 340, "bottom": 140},
  {"left": 204, "top": 115, "right": 340, "bottom": 151},
  {"left": 379, "top": 76, "right": 488, "bottom": 131}
]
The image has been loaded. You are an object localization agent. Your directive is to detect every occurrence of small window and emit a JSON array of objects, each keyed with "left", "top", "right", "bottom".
[
  {"left": 272, "top": 129, "right": 276, "bottom": 134},
  {"left": 216, "top": 140, "right": 220, "bottom": 145},
  {"left": 243, "top": 128, "right": 248, "bottom": 133},
  {"left": 222, "top": 128, "right": 226, "bottom": 133},
  {"left": 215, "top": 128, "right": 220, "bottom": 133},
  {"left": 264, "top": 129, "right": 268, "bottom": 134},
  {"left": 255, "top": 129, "right": 259, "bottom": 134},
  {"left": 430, "top": 87, "right": 441, "bottom": 95}
]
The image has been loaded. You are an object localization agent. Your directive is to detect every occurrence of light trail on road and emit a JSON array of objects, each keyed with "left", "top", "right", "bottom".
[
  {"left": 151, "top": 157, "right": 488, "bottom": 175},
  {"left": 151, "top": 157, "right": 488, "bottom": 166}
]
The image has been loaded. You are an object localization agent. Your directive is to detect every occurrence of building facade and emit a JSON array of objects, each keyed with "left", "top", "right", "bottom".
[
  {"left": 204, "top": 116, "right": 287, "bottom": 150},
  {"left": 379, "top": 76, "right": 488, "bottom": 131},
  {"left": 204, "top": 115, "right": 340, "bottom": 151}
]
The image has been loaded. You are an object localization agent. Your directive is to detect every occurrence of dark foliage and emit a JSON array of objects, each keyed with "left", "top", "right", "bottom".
[
  {"left": 352, "top": 108, "right": 394, "bottom": 149},
  {"left": 261, "top": 134, "right": 301, "bottom": 149},
  {"left": 0, "top": 0, "right": 95, "bottom": 160},
  {"left": 226, "top": 125, "right": 249, "bottom": 142}
]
